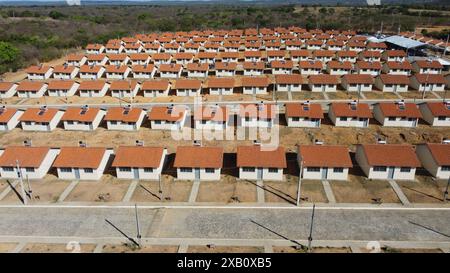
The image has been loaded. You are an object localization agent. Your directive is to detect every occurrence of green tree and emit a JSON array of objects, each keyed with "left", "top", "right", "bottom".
[
  {"left": 49, "top": 10, "right": 66, "bottom": 20},
  {"left": 0, "top": 42, "right": 19, "bottom": 64}
]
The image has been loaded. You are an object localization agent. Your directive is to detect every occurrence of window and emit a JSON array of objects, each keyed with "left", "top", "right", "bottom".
[
  {"left": 373, "top": 166, "right": 387, "bottom": 172},
  {"left": 388, "top": 117, "right": 396, "bottom": 121},
  {"left": 119, "top": 167, "right": 131, "bottom": 172},
  {"left": 340, "top": 117, "right": 347, "bottom": 121},
  {"left": 180, "top": 167, "right": 192, "bottom": 173},
  {"left": 307, "top": 167, "right": 320, "bottom": 172},
  {"left": 400, "top": 167, "right": 411, "bottom": 173},
  {"left": 25, "top": 167, "right": 35, "bottom": 173},
  {"left": 442, "top": 166, "right": 450, "bottom": 171},
  {"left": 60, "top": 168, "right": 72, "bottom": 173},
  {"left": 84, "top": 168, "right": 94, "bottom": 173},
  {"left": 67, "top": 121, "right": 74, "bottom": 125},
  {"left": 268, "top": 168, "right": 278, "bottom": 173},
  {"left": 110, "top": 121, "right": 117, "bottom": 125},
  {"left": 205, "top": 168, "right": 215, "bottom": 173},
  {"left": 333, "top": 168, "right": 344, "bottom": 173},
  {"left": 154, "top": 120, "right": 161, "bottom": 124},
  {"left": 292, "top": 117, "right": 300, "bottom": 122},
  {"left": 438, "top": 116, "right": 446, "bottom": 121},
  {"left": 144, "top": 168, "right": 153, "bottom": 173},
  {"left": 3, "top": 167, "right": 14, "bottom": 172},
  {"left": 243, "top": 167, "right": 255, "bottom": 172}
]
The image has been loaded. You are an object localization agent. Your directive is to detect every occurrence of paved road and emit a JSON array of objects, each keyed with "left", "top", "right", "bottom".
[{"left": 0, "top": 207, "right": 449, "bottom": 242}]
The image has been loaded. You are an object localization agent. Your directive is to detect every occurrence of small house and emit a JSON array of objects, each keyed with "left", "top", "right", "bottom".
[
  {"left": 239, "top": 103, "right": 276, "bottom": 128},
  {"left": 194, "top": 105, "right": 229, "bottom": 130},
  {"left": 412, "top": 60, "right": 443, "bottom": 74},
  {"left": 208, "top": 78, "right": 235, "bottom": 95},
  {"left": 148, "top": 105, "right": 188, "bottom": 130},
  {"left": 16, "top": 81, "right": 48, "bottom": 98},
  {"left": 47, "top": 80, "right": 79, "bottom": 97},
  {"left": 0, "top": 82, "right": 18, "bottom": 98},
  {"left": 328, "top": 102, "right": 372, "bottom": 128},
  {"left": 79, "top": 65, "right": 105, "bottom": 80},
  {"left": 373, "top": 101, "right": 422, "bottom": 127},
  {"left": 141, "top": 80, "right": 171, "bottom": 97},
  {"left": 341, "top": 74, "right": 373, "bottom": 92},
  {"left": 0, "top": 107, "right": 23, "bottom": 131},
  {"left": 109, "top": 80, "right": 140, "bottom": 98},
  {"left": 52, "top": 64, "right": 79, "bottom": 80},
  {"left": 20, "top": 107, "right": 64, "bottom": 131},
  {"left": 416, "top": 143, "right": 450, "bottom": 179},
  {"left": 174, "top": 79, "right": 202, "bottom": 96},
  {"left": 409, "top": 74, "right": 446, "bottom": 92},
  {"left": 275, "top": 74, "right": 302, "bottom": 92},
  {"left": 61, "top": 106, "right": 105, "bottom": 131},
  {"left": 215, "top": 62, "right": 237, "bottom": 77},
  {"left": 375, "top": 74, "right": 410, "bottom": 93},
  {"left": 26, "top": 65, "right": 53, "bottom": 80},
  {"left": 418, "top": 101, "right": 450, "bottom": 127},
  {"left": 174, "top": 146, "right": 223, "bottom": 181},
  {"left": 308, "top": 75, "right": 338, "bottom": 92},
  {"left": 187, "top": 63, "right": 209, "bottom": 78},
  {"left": 285, "top": 102, "right": 323, "bottom": 128},
  {"left": 105, "top": 65, "right": 131, "bottom": 80},
  {"left": 132, "top": 64, "right": 156, "bottom": 79},
  {"left": 241, "top": 77, "right": 270, "bottom": 95},
  {"left": 104, "top": 106, "right": 146, "bottom": 131},
  {"left": 78, "top": 80, "right": 109, "bottom": 97},
  {"left": 159, "top": 63, "right": 182, "bottom": 79},
  {"left": 299, "top": 60, "right": 323, "bottom": 75},
  {"left": 237, "top": 145, "right": 287, "bottom": 181}
]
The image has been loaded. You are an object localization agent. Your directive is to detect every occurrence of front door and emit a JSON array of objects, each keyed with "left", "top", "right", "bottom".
[
  {"left": 363, "top": 118, "right": 368, "bottom": 127},
  {"left": 257, "top": 168, "right": 263, "bottom": 180},
  {"left": 133, "top": 168, "right": 139, "bottom": 179},
  {"left": 388, "top": 167, "right": 395, "bottom": 179},
  {"left": 74, "top": 168, "right": 80, "bottom": 180},
  {"left": 195, "top": 168, "right": 200, "bottom": 180},
  {"left": 321, "top": 168, "right": 328, "bottom": 180}
]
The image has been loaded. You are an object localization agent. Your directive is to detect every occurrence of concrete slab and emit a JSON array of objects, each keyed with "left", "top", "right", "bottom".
[
  {"left": 178, "top": 244, "right": 188, "bottom": 253},
  {"left": 257, "top": 180, "right": 265, "bottom": 204},
  {"left": 122, "top": 180, "right": 139, "bottom": 202},
  {"left": 264, "top": 243, "right": 273, "bottom": 253},
  {"left": 188, "top": 181, "right": 200, "bottom": 203},
  {"left": 388, "top": 180, "right": 411, "bottom": 205},
  {"left": 57, "top": 181, "right": 79, "bottom": 203},
  {"left": 322, "top": 91, "right": 330, "bottom": 100},
  {"left": 321, "top": 180, "right": 336, "bottom": 204},
  {"left": 93, "top": 243, "right": 104, "bottom": 253},
  {"left": 10, "top": 241, "right": 26, "bottom": 253}
]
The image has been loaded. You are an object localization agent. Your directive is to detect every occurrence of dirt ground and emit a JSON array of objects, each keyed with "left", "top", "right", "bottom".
[
  {"left": 299, "top": 180, "right": 328, "bottom": 203},
  {"left": 64, "top": 175, "right": 130, "bottom": 202},
  {"left": 102, "top": 244, "right": 179, "bottom": 253},
  {"left": 263, "top": 180, "right": 298, "bottom": 204},
  {"left": 380, "top": 247, "right": 443, "bottom": 253},
  {"left": 397, "top": 175, "right": 447, "bottom": 203},
  {"left": 364, "top": 91, "right": 401, "bottom": 100},
  {"left": 273, "top": 246, "right": 351, "bottom": 253},
  {"left": 187, "top": 246, "right": 264, "bottom": 253},
  {"left": 131, "top": 177, "right": 192, "bottom": 202},
  {"left": 330, "top": 174, "right": 400, "bottom": 203},
  {"left": 196, "top": 178, "right": 257, "bottom": 203},
  {"left": 0, "top": 243, "right": 18, "bottom": 253},
  {"left": 0, "top": 179, "right": 9, "bottom": 192},
  {"left": 21, "top": 243, "right": 96, "bottom": 253},
  {"left": 327, "top": 91, "right": 359, "bottom": 100}
]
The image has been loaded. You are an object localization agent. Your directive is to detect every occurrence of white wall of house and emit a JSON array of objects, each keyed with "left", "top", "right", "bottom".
[
  {"left": 53, "top": 69, "right": 79, "bottom": 80},
  {"left": 187, "top": 71, "right": 208, "bottom": 78},
  {"left": 17, "top": 85, "right": 47, "bottom": 98},
  {"left": 27, "top": 69, "right": 53, "bottom": 80},
  {"left": 309, "top": 84, "right": 337, "bottom": 92},
  {"left": 0, "top": 84, "right": 17, "bottom": 98},
  {"left": 374, "top": 79, "right": 408, "bottom": 93},
  {"left": 79, "top": 85, "right": 109, "bottom": 98},
  {"left": 133, "top": 70, "right": 156, "bottom": 79},
  {"left": 302, "top": 166, "right": 349, "bottom": 181},
  {"left": 63, "top": 111, "right": 105, "bottom": 131},
  {"left": 276, "top": 84, "right": 302, "bottom": 92},
  {"left": 328, "top": 68, "right": 351, "bottom": 75},
  {"left": 115, "top": 149, "right": 167, "bottom": 180},
  {"left": 21, "top": 111, "right": 64, "bottom": 132},
  {"left": 79, "top": 68, "right": 105, "bottom": 80},
  {"left": 409, "top": 77, "right": 445, "bottom": 92},
  {"left": 240, "top": 117, "right": 273, "bottom": 128},
  {"left": 383, "top": 68, "right": 410, "bottom": 76},
  {"left": 0, "top": 149, "right": 59, "bottom": 179},
  {"left": 176, "top": 88, "right": 200, "bottom": 96},
  {"left": 143, "top": 88, "right": 170, "bottom": 97},
  {"left": 338, "top": 57, "right": 357, "bottom": 63},
  {"left": 209, "top": 87, "right": 233, "bottom": 96},
  {"left": 0, "top": 110, "right": 23, "bottom": 131},
  {"left": 57, "top": 149, "right": 113, "bottom": 180},
  {"left": 176, "top": 167, "right": 221, "bottom": 181},
  {"left": 48, "top": 84, "right": 79, "bottom": 97},
  {"left": 287, "top": 117, "right": 321, "bottom": 128},
  {"left": 67, "top": 57, "right": 87, "bottom": 67},
  {"left": 243, "top": 86, "right": 267, "bottom": 95},
  {"left": 106, "top": 69, "right": 131, "bottom": 80},
  {"left": 195, "top": 120, "right": 227, "bottom": 130},
  {"left": 300, "top": 68, "right": 321, "bottom": 75},
  {"left": 106, "top": 111, "right": 146, "bottom": 131},
  {"left": 111, "top": 85, "right": 140, "bottom": 98},
  {"left": 272, "top": 68, "right": 292, "bottom": 75},
  {"left": 239, "top": 167, "right": 284, "bottom": 181},
  {"left": 373, "top": 106, "right": 418, "bottom": 127},
  {"left": 216, "top": 70, "right": 235, "bottom": 77},
  {"left": 416, "top": 145, "right": 450, "bottom": 179},
  {"left": 356, "top": 68, "right": 380, "bottom": 76},
  {"left": 160, "top": 70, "right": 182, "bottom": 78},
  {"left": 150, "top": 111, "right": 187, "bottom": 130},
  {"left": 419, "top": 104, "right": 450, "bottom": 126},
  {"left": 342, "top": 83, "right": 373, "bottom": 92},
  {"left": 243, "top": 69, "right": 264, "bottom": 76}
]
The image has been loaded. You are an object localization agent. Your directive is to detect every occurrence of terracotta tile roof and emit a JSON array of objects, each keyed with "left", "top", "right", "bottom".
[
  {"left": 290, "top": 50, "right": 310, "bottom": 57},
  {"left": 141, "top": 80, "right": 170, "bottom": 91},
  {"left": 385, "top": 61, "right": 413, "bottom": 70},
  {"left": 237, "top": 146, "right": 286, "bottom": 168},
  {"left": 78, "top": 80, "right": 107, "bottom": 91},
  {"left": 360, "top": 50, "right": 382, "bottom": 58},
  {"left": 326, "top": 40, "right": 345, "bottom": 46},
  {"left": 215, "top": 62, "right": 238, "bottom": 70},
  {"left": 132, "top": 64, "right": 155, "bottom": 73},
  {"left": 298, "top": 145, "right": 352, "bottom": 167},
  {"left": 378, "top": 74, "right": 410, "bottom": 85},
  {"left": 275, "top": 74, "right": 303, "bottom": 85},
  {"left": 385, "top": 50, "right": 407, "bottom": 57},
  {"left": 109, "top": 80, "right": 138, "bottom": 91},
  {"left": 104, "top": 107, "right": 144, "bottom": 122},
  {"left": 330, "top": 102, "right": 372, "bottom": 118},
  {"left": 86, "top": 54, "right": 107, "bottom": 61},
  {"left": 413, "top": 74, "right": 447, "bottom": 84},
  {"left": 197, "top": 52, "right": 217, "bottom": 59},
  {"left": 299, "top": 60, "right": 323, "bottom": 69},
  {"left": 423, "top": 143, "right": 450, "bottom": 166},
  {"left": 53, "top": 65, "right": 77, "bottom": 73},
  {"left": 174, "top": 79, "right": 202, "bottom": 90},
  {"left": 359, "top": 144, "right": 421, "bottom": 167},
  {"left": 152, "top": 53, "right": 171, "bottom": 61},
  {"left": 79, "top": 65, "right": 103, "bottom": 73},
  {"left": 337, "top": 50, "right": 358, "bottom": 57},
  {"left": 356, "top": 61, "right": 382, "bottom": 70},
  {"left": 129, "top": 53, "right": 150, "bottom": 61},
  {"left": 366, "top": 42, "right": 387, "bottom": 49},
  {"left": 66, "top": 54, "right": 86, "bottom": 61},
  {"left": 239, "top": 103, "right": 276, "bottom": 119},
  {"left": 241, "top": 77, "right": 270, "bottom": 87},
  {"left": 0, "top": 108, "right": 18, "bottom": 123},
  {"left": 423, "top": 102, "right": 450, "bottom": 117},
  {"left": 285, "top": 103, "right": 324, "bottom": 119},
  {"left": 86, "top": 43, "right": 104, "bottom": 50},
  {"left": 243, "top": 62, "right": 265, "bottom": 70},
  {"left": 47, "top": 80, "right": 77, "bottom": 90},
  {"left": 342, "top": 74, "right": 373, "bottom": 84},
  {"left": 0, "top": 82, "right": 17, "bottom": 92},
  {"left": 20, "top": 107, "right": 60, "bottom": 123},
  {"left": 112, "top": 146, "right": 165, "bottom": 168},
  {"left": 61, "top": 106, "right": 101, "bottom": 122},
  {"left": 174, "top": 146, "right": 223, "bottom": 168},
  {"left": 186, "top": 63, "right": 209, "bottom": 72},
  {"left": 243, "top": 51, "right": 262, "bottom": 57},
  {"left": 25, "top": 65, "right": 52, "bottom": 74},
  {"left": 306, "top": 39, "right": 323, "bottom": 46},
  {"left": 53, "top": 147, "right": 107, "bottom": 168},
  {"left": 194, "top": 106, "right": 229, "bottom": 122},
  {"left": 159, "top": 63, "right": 182, "bottom": 72},
  {"left": 313, "top": 50, "right": 336, "bottom": 57},
  {"left": 327, "top": 61, "right": 353, "bottom": 70},
  {"left": 267, "top": 50, "right": 286, "bottom": 57},
  {"left": 308, "top": 75, "right": 339, "bottom": 85},
  {"left": 17, "top": 81, "right": 46, "bottom": 92},
  {"left": 414, "top": 60, "right": 443, "bottom": 69},
  {"left": 270, "top": 60, "right": 294, "bottom": 69},
  {"left": 208, "top": 78, "right": 235, "bottom": 88},
  {"left": 377, "top": 102, "right": 422, "bottom": 118},
  {"left": 105, "top": 65, "right": 129, "bottom": 73},
  {"left": 173, "top": 53, "right": 194, "bottom": 60},
  {"left": 0, "top": 146, "right": 51, "bottom": 167},
  {"left": 148, "top": 106, "right": 186, "bottom": 121},
  {"left": 347, "top": 41, "right": 366, "bottom": 47}
]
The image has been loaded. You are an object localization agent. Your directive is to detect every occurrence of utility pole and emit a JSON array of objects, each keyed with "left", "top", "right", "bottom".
[
  {"left": 442, "top": 34, "right": 449, "bottom": 57},
  {"left": 296, "top": 156, "right": 303, "bottom": 207},
  {"left": 307, "top": 203, "right": 316, "bottom": 253},
  {"left": 26, "top": 174, "right": 33, "bottom": 200},
  {"left": 15, "top": 160, "right": 27, "bottom": 205},
  {"left": 135, "top": 204, "right": 141, "bottom": 246},
  {"left": 422, "top": 73, "right": 430, "bottom": 100},
  {"left": 444, "top": 177, "right": 450, "bottom": 203},
  {"left": 159, "top": 174, "right": 163, "bottom": 201}
]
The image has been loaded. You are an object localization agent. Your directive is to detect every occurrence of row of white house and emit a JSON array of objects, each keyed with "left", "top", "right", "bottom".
[
  {"left": 0, "top": 142, "right": 448, "bottom": 181},
  {"left": 0, "top": 100, "right": 448, "bottom": 132}
]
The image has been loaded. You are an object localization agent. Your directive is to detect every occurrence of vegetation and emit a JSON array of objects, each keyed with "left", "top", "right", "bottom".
[{"left": 0, "top": 4, "right": 448, "bottom": 74}]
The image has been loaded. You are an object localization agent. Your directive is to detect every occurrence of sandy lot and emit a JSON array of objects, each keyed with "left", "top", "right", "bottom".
[
  {"left": 0, "top": 243, "right": 18, "bottom": 253},
  {"left": 0, "top": 179, "right": 9, "bottom": 193},
  {"left": 273, "top": 246, "right": 351, "bottom": 253},
  {"left": 196, "top": 178, "right": 257, "bottom": 203},
  {"left": 330, "top": 174, "right": 400, "bottom": 203},
  {"left": 2, "top": 176, "right": 70, "bottom": 203},
  {"left": 131, "top": 177, "right": 192, "bottom": 202},
  {"left": 327, "top": 91, "right": 359, "bottom": 100},
  {"left": 299, "top": 180, "right": 328, "bottom": 203},
  {"left": 263, "top": 180, "right": 298, "bottom": 204},
  {"left": 102, "top": 244, "right": 179, "bottom": 253},
  {"left": 187, "top": 246, "right": 264, "bottom": 253},
  {"left": 21, "top": 243, "right": 96, "bottom": 253},
  {"left": 65, "top": 175, "right": 130, "bottom": 202},
  {"left": 380, "top": 247, "right": 443, "bottom": 253},
  {"left": 364, "top": 91, "right": 401, "bottom": 100},
  {"left": 397, "top": 175, "right": 446, "bottom": 203}
]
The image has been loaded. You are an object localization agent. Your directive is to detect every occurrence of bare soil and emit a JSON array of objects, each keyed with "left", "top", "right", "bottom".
[
  {"left": 196, "top": 178, "right": 257, "bottom": 203},
  {"left": 64, "top": 175, "right": 130, "bottom": 202},
  {"left": 21, "top": 243, "right": 96, "bottom": 253},
  {"left": 300, "top": 180, "right": 328, "bottom": 203},
  {"left": 397, "top": 175, "right": 446, "bottom": 203},
  {"left": 187, "top": 246, "right": 264, "bottom": 253},
  {"left": 102, "top": 244, "right": 179, "bottom": 253},
  {"left": 131, "top": 177, "right": 192, "bottom": 202},
  {"left": 0, "top": 243, "right": 18, "bottom": 253},
  {"left": 273, "top": 246, "right": 351, "bottom": 253}
]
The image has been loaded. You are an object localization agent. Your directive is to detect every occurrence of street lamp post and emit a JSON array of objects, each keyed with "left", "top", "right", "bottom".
[
  {"left": 444, "top": 177, "right": 450, "bottom": 203},
  {"left": 307, "top": 203, "right": 316, "bottom": 253},
  {"left": 15, "top": 160, "right": 27, "bottom": 205},
  {"left": 422, "top": 73, "right": 430, "bottom": 100},
  {"left": 296, "top": 156, "right": 303, "bottom": 207},
  {"left": 135, "top": 204, "right": 141, "bottom": 246}
]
